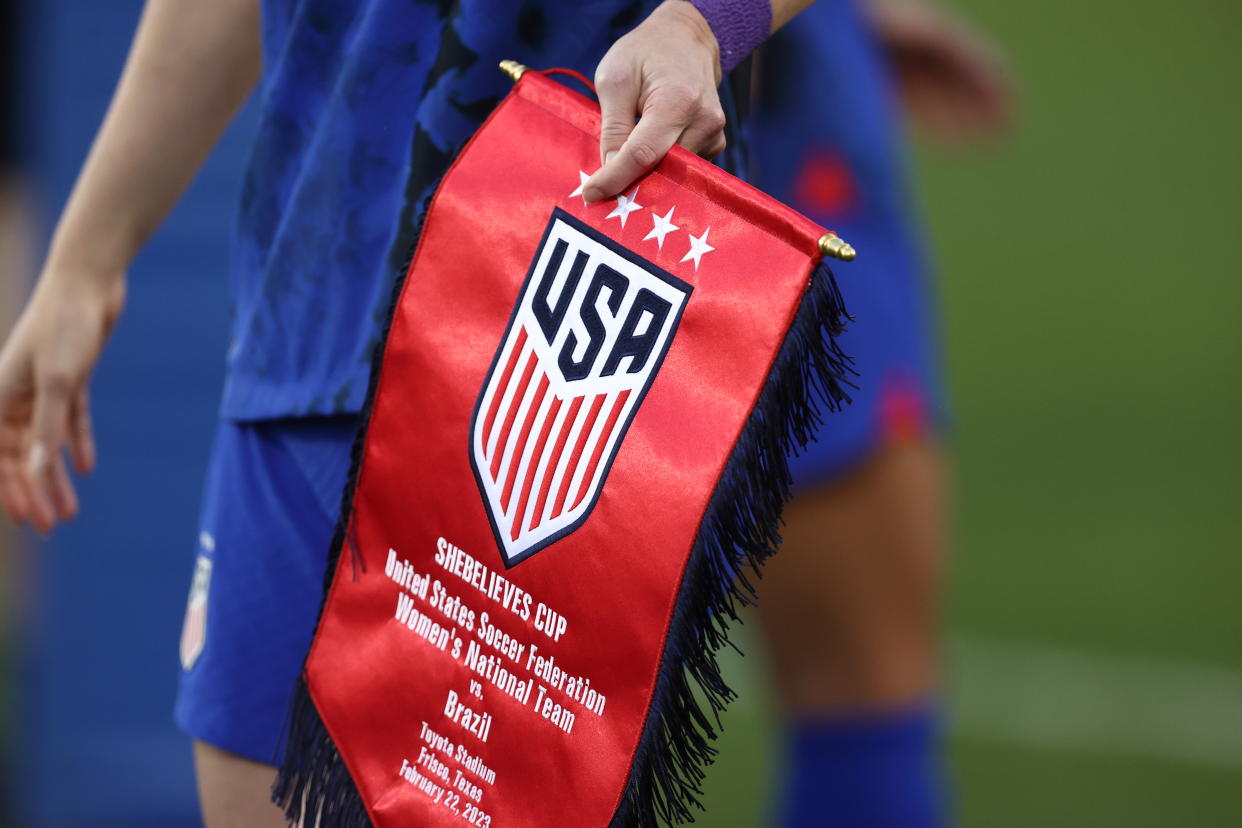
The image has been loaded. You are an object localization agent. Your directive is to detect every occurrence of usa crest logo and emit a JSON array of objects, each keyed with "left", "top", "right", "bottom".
[
  {"left": 471, "top": 209, "right": 692, "bottom": 566},
  {"left": 179, "top": 540, "right": 213, "bottom": 671}
]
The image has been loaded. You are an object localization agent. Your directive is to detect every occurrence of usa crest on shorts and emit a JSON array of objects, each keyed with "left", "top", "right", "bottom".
[
  {"left": 179, "top": 537, "right": 214, "bottom": 671},
  {"left": 470, "top": 209, "right": 691, "bottom": 566}
]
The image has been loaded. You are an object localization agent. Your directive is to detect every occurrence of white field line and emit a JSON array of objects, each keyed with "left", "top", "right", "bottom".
[
  {"left": 721, "top": 633, "right": 1242, "bottom": 770},
  {"left": 949, "top": 637, "right": 1242, "bottom": 769}
]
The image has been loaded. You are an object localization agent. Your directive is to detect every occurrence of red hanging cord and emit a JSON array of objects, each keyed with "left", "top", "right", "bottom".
[{"left": 536, "top": 66, "right": 596, "bottom": 97}]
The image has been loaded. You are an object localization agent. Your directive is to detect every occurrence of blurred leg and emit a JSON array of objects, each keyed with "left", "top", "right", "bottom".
[
  {"left": 761, "top": 441, "right": 945, "bottom": 709},
  {"left": 193, "top": 741, "right": 288, "bottom": 828},
  {"left": 756, "top": 441, "right": 948, "bottom": 826}
]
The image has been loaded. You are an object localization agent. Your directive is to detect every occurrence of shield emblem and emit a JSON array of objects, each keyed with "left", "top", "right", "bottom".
[
  {"left": 470, "top": 209, "right": 691, "bottom": 566},
  {"left": 179, "top": 552, "right": 213, "bottom": 671}
]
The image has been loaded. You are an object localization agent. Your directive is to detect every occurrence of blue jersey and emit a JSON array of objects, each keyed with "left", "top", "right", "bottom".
[{"left": 222, "top": 0, "right": 658, "bottom": 419}]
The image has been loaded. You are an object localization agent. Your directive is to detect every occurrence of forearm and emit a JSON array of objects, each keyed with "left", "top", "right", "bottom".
[{"left": 45, "top": 0, "right": 260, "bottom": 281}]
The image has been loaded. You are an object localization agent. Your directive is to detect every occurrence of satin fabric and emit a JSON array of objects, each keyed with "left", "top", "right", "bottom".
[{"left": 304, "top": 72, "right": 831, "bottom": 826}]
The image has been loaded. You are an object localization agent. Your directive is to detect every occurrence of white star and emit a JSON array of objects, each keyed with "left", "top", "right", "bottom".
[
  {"left": 643, "top": 206, "right": 680, "bottom": 250},
  {"left": 569, "top": 170, "right": 591, "bottom": 205},
  {"left": 681, "top": 226, "right": 715, "bottom": 270},
  {"left": 605, "top": 188, "right": 643, "bottom": 227}
]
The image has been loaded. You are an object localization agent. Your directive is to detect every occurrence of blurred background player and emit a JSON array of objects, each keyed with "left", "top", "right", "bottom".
[{"left": 748, "top": 0, "right": 1009, "bottom": 825}]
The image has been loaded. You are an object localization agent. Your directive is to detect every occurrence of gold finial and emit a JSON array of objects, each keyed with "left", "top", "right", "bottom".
[
  {"left": 818, "top": 232, "right": 857, "bottom": 262},
  {"left": 499, "top": 60, "right": 527, "bottom": 83}
]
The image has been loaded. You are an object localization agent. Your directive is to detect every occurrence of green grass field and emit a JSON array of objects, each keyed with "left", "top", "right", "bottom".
[{"left": 698, "top": 1, "right": 1242, "bottom": 824}]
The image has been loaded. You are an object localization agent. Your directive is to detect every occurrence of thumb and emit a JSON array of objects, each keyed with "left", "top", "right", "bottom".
[{"left": 594, "top": 65, "right": 639, "bottom": 173}]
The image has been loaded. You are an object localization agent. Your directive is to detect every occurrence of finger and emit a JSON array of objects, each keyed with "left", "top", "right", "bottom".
[
  {"left": 676, "top": 104, "right": 727, "bottom": 158},
  {"left": 46, "top": 449, "right": 79, "bottom": 520},
  {"left": 25, "top": 370, "right": 74, "bottom": 531},
  {"left": 23, "top": 441, "right": 57, "bottom": 533},
  {"left": 585, "top": 86, "right": 694, "bottom": 201},
  {"left": 594, "top": 64, "right": 640, "bottom": 168},
  {"left": 68, "top": 388, "right": 96, "bottom": 475}
]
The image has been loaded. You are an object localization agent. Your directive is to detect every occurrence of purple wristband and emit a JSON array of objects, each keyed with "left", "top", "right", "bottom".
[{"left": 685, "top": 0, "right": 773, "bottom": 74}]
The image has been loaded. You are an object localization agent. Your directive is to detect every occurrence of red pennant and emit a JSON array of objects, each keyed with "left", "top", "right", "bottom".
[{"left": 276, "top": 68, "right": 852, "bottom": 827}]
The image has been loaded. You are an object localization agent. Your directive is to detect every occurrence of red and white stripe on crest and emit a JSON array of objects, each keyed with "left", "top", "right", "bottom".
[
  {"left": 478, "top": 324, "right": 633, "bottom": 549},
  {"left": 179, "top": 553, "right": 213, "bottom": 671}
]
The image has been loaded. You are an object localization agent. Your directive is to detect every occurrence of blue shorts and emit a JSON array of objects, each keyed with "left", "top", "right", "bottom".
[
  {"left": 782, "top": 217, "right": 945, "bottom": 493},
  {"left": 174, "top": 417, "right": 357, "bottom": 762}
]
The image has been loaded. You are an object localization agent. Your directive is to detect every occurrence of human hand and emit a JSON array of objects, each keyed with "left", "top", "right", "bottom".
[
  {"left": 583, "top": 0, "right": 725, "bottom": 202},
  {"left": 868, "top": 0, "right": 1013, "bottom": 143},
  {"left": 0, "top": 269, "right": 124, "bottom": 532}
]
